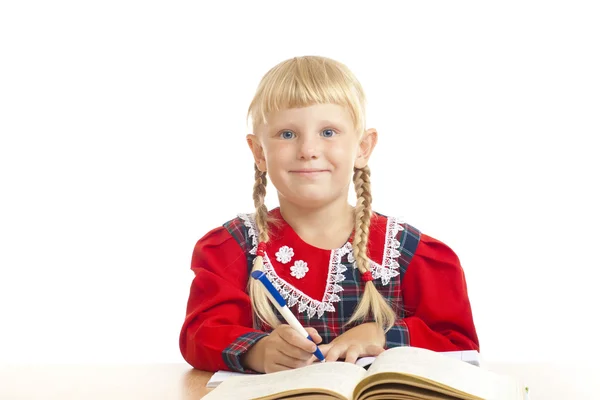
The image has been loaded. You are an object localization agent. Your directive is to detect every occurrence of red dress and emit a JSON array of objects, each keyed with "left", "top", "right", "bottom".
[{"left": 179, "top": 208, "right": 479, "bottom": 372}]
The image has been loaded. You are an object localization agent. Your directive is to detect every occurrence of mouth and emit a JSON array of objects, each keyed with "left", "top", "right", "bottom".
[{"left": 289, "top": 169, "right": 330, "bottom": 174}]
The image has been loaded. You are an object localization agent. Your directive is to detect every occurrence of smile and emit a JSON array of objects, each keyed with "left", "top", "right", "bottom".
[{"left": 289, "top": 169, "right": 329, "bottom": 176}]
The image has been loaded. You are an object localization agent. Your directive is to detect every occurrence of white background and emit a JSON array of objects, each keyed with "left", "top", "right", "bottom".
[{"left": 1, "top": 1, "right": 598, "bottom": 365}]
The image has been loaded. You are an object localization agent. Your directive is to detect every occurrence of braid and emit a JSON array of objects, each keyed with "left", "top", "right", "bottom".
[
  {"left": 345, "top": 166, "right": 397, "bottom": 332},
  {"left": 252, "top": 165, "right": 269, "bottom": 243},
  {"left": 352, "top": 166, "right": 372, "bottom": 275},
  {"left": 248, "top": 164, "right": 280, "bottom": 328}
]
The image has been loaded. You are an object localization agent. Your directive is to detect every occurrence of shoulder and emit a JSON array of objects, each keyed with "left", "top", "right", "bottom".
[
  {"left": 191, "top": 224, "right": 239, "bottom": 266},
  {"left": 370, "top": 211, "right": 461, "bottom": 269},
  {"left": 406, "top": 229, "right": 466, "bottom": 281},
  {"left": 397, "top": 230, "right": 469, "bottom": 293},
  {"left": 413, "top": 232, "right": 462, "bottom": 267},
  {"left": 189, "top": 216, "right": 255, "bottom": 287},
  {"left": 188, "top": 214, "right": 262, "bottom": 288},
  {"left": 371, "top": 210, "right": 457, "bottom": 251},
  {"left": 192, "top": 209, "right": 277, "bottom": 258},
  {"left": 191, "top": 212, "right": 257, "bottom": 265},
  {"left": 193, "top": 213, "right": 242, "bottom": 246}
]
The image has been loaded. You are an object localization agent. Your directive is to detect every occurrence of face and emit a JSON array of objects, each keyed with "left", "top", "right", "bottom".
[{"left": 247, "top": 103, "right": 377, "bottom": 209}]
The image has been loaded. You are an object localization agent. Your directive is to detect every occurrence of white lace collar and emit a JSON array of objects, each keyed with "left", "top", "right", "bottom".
[
  {"left": 370, "top": 215, "right": 405, "bottom": 285},
  {"left": 238, "top": 212, "right": 404, "bottom": 319}
]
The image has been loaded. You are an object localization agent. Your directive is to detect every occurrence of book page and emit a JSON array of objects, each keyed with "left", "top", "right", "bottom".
[
  {"left": 363, "top": 347, "right": 523, "bottom": 400},
  {"left": 206, "top": 370, "right": 246, "bottom": 387},
  {"left": 355, "top": 356, "right": 376, "bottom": 368},
  {"left": 355, "top": 350, "right": 481, "bottom": 369},
  {"left": 202, "top": 361, "right": 367, "bottom": 400}
]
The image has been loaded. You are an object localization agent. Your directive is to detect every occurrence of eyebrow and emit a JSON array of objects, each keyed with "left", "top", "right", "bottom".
[
  {"left": 317, "top": 120, "right": 345, "bottom": 128},
  {"left": 272, "top": 120, "right": 346, "bottom": 131}
]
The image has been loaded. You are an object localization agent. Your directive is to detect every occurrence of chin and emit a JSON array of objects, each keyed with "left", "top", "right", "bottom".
[{"left": 283, "top": 192, "right": 341, "bottom": 210}]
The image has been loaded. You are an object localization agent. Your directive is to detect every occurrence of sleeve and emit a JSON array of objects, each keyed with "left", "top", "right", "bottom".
[
  {"left": 392, "top": 234, "right": 480, "bottom": 352},
  {"left": 178, "top": 226, "right": 269, "bottom": 372}
]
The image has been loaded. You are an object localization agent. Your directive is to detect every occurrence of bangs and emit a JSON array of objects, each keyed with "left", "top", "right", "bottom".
[{"left": 247, "top": 56, "right": 366, "bottom": 133}]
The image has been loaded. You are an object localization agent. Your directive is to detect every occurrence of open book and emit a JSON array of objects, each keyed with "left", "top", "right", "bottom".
[
  {"left": 202, "top": 346, "right": 528, "bottom": 400},
  {"left": 207, "top": 350, "right": 481, "bottom": 388}
]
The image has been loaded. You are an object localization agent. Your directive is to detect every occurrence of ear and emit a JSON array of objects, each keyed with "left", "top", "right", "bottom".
[
  {"left": 246, "top": 134, "right": 267, "bottom": 172},
  {"left": 354, "top": 128, "right": 378, "bottom": 169}
]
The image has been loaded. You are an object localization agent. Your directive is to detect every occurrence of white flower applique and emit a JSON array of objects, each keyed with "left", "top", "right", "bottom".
[
  {"left": 275, "top": 245, "right": 294, "bottom": 264},
  {"left": 290, "top": 260, "right": 309, "bottom": 279}
]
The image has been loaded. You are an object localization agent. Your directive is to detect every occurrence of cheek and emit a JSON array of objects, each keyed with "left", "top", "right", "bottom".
[
  {"left": 264, "top": 147, "right": 288, "bottom": 170},
  {"left": 330, "top": 145, "right": 357, "bottom": 166},
  {"left": 269, "top": 141, "right": 296, "bottom": 156}
]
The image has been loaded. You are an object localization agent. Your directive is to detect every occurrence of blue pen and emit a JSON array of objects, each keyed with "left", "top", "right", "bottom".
[{"left": 251, "top": 270, "right": 325, "bottom": 362}]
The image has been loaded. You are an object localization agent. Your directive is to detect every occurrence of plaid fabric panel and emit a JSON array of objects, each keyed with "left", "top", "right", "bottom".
[
  {"left": 385, "top": 319, "right": 410, "bottom": 348},
  {"left": 222, "top": 331, "right": 269, "bottom": 372},
  {"left": 223, "top": 216, "right": 256, "bottom": 268},
  {"left": 225, "top": 214, "right": 421, "bottom": 354},
  {"left": 396, "top": 222, "right": 421, "bottom": 281}
]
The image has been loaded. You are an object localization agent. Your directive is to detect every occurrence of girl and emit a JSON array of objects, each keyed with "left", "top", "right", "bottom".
[{"left": 179, "top": 55, "right": 479, "bottom": 374}]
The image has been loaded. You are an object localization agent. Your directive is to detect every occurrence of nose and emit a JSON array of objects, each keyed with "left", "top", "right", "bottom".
[{"left": 297, "top": 135, "right": 321, "bottom": 160}]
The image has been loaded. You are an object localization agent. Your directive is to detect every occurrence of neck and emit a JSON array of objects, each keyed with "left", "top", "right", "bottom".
[{"left": 277, "top": 195, "right": 356, "bottom": 250}]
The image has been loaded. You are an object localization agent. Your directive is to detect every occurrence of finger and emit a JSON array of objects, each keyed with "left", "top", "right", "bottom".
[
  {"left": 325, "top": 344, "right": 345, "bottom": 362},
  {"left": 279, "top": 326, "right": 318, "bottom": 354},
  {"left": 344, "top": 345, "right": 361, "bottom": 364},
  {"left": 279, "top": 344, "right": 316, "bottom": 361},
  {"left": 305, "top": 327, "right": 322, "bottom": 344},
  {"left": 319, "top": 343, "right": 333, "bottom": 355},
  {"left": 318, "top": 343, "right": 332, "bottom": 357},
  {"left": 364, "top": 344, "right": 385, "bottom": 357},
  {"left": 275, "top": 333, "right": 317, "bottom": 361}
]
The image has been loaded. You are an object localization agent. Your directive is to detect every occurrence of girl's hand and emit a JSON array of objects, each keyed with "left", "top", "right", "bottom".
[
  {"left": 318, "top": 322, "right": 386, "bottom": 364},
  {"left": 242, "top": 324, "right": 322, "bottom": 373}
]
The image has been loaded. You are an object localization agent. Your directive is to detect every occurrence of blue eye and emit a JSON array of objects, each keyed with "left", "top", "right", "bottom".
[
  {"left": 280, "top": 130, "right": 295, "bottom": 139},
  {"left": 322, "top": 129, "right": 336, "bottom": 137}
]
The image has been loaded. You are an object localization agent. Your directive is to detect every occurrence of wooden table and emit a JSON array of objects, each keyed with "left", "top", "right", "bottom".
[{"left": 1, "top": 361, "right": 598, "bottom": 399}]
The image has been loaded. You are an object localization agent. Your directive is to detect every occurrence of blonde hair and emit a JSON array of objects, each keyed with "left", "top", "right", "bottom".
[{"left": 246, "top": 56, "right": 397, "bottom": 332}]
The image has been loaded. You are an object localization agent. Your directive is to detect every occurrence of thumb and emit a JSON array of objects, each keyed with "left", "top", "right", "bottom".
[{"left": 305, "top": 327, "right": 322, "bottom": 344}]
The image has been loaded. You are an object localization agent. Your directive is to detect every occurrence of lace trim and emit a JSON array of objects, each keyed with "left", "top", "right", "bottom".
[
  {"left": 238, "top": 213, "right": 350, "bottom": 319},
  {"left": 372, "top": 216, "right": 405, "bottom": 285},
  {"left": 351, "top": 216, "right": 405, "bottom": 286}
]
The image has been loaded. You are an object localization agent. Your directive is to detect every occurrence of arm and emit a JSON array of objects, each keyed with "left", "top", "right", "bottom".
[
  {"left": 315, "top": 232, "right": 478, "bottom": 361},
  {"left": 395, "top": 234, "right": 480, "bottom": 352},
  {"left": 179, "top": 227, "right": 268, "bottom": 372}
]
